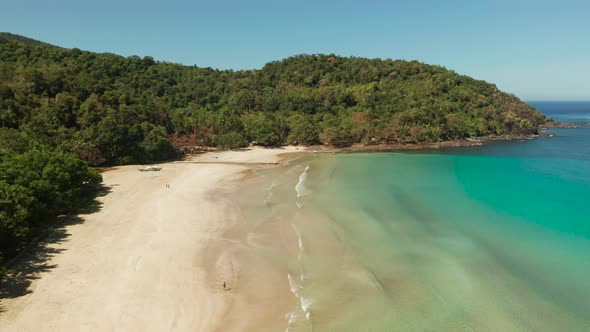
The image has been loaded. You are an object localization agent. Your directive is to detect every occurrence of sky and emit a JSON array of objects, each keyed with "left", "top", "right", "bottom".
[{"left": 1, "top": 0, "right": 589, "bottom": 100}]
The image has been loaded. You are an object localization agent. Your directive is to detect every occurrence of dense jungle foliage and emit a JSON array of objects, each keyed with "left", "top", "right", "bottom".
[
  {"left": 0, "top": 145, "right": 101, "bottom": 263},
  {"left": 1, "top": 32, "right": 546, "bottom": 162}
]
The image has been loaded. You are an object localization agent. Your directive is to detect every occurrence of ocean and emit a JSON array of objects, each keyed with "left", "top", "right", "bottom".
[{"left": 228, "top": 101, "right": 590, "bottom": 331}]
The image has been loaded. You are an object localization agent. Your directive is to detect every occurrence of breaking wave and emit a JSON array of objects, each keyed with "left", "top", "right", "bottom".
[{"left": 295, "top": 165, "right": 310, "bottom": 198}]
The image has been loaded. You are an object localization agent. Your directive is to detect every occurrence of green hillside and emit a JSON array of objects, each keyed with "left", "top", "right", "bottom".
[{"left": 0, "top": 33, "right": 546, "bottom": 163}]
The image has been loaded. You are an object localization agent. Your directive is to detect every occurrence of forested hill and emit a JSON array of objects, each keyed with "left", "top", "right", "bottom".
[{"left": 1, "top": 32, "right": 546, "bottom": 165}]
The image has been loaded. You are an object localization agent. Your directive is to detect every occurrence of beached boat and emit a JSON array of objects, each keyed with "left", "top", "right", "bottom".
[{"left": 138, "top": 165, "right": 162, "bottom": 172}]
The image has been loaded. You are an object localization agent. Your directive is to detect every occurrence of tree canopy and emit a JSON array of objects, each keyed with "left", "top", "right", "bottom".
[
  {"left": 0, "top": 32, "right": 546, "bottom": 163},
  {"left": 0, "top": 138, "right": 101, "bottom": 267}
]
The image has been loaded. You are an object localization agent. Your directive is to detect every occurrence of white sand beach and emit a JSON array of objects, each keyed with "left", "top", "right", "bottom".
[{"left": 0, "top": 146, "right": 301, "bottom": 332}]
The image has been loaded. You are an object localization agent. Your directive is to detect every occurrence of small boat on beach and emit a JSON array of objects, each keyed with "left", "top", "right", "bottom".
[{"left": 138, "top": 165, "right": 162, "bottom": 172}]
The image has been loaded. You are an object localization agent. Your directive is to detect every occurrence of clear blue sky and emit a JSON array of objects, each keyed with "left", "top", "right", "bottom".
[{"left": 2, "top": 0, "right": 589, "bottom": 100}]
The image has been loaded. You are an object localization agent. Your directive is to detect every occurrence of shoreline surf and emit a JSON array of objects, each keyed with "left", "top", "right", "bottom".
[{"left": 220, "top": 122, "right": 590, "bottom": 331}]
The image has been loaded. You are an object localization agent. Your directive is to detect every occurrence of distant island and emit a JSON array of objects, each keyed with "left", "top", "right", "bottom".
[{"left": 0, "top": 32, "right": 548, "bottom": 267}]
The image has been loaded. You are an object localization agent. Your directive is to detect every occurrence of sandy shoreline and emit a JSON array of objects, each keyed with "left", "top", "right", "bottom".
[{"left": 0, "top": 146, "right": 302, "bottom": 332}]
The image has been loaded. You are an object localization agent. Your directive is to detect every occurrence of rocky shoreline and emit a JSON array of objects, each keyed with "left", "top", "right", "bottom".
[
  {"left": 304, "top": 121, "right": 590, "bottom": 153},
  {"left": 541, "top": 121, "right": 590, "bottom": 129},
  {"left": 303, "top": 133, "right": 548, "bottom": 153}
]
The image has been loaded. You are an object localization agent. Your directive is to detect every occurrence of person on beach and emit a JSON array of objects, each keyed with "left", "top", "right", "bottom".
[{"left": 223, "top": 281, "right": 229, "bottom": 290}]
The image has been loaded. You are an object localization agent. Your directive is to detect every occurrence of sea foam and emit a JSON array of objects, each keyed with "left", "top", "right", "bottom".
[
  {"left": 286, "top": 271, "right": 314, "bottom": 327},
  {"left": 290, "top": 223, "right": 304, "bottom": 261},
  {"left": 288, "top": 272, "right": 302, "bottom": 294},
  {"left": 264, "top": 179, "right": 279, "bottom": 205},
  {"left": 295, "top": 164, "right": 310, "bottom": 198},
  {"left": 300, "top": 296, "right": 314, "bottom": 315},
  {"left": 284, "top": 311, "right": 297, "bottom": 332}
]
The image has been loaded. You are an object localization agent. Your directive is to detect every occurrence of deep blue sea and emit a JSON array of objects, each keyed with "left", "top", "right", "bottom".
[{"left": 236, "top": 102, "right": 590, "bottom": 331}]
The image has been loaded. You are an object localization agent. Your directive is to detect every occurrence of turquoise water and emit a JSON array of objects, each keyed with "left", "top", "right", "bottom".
[
  {"left": 302, "top": 149, "right": 590, "bottom": 330},
  {"left": 234, "top": 102, "right": 590, "bottom": 331}
]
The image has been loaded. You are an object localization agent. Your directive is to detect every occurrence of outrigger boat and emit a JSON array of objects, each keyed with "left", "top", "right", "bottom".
[{"left": 138, "top": 165, "right": 162, "bottom": 172}]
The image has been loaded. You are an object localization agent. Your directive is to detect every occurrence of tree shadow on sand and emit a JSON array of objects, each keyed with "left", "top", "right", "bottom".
[{"left": 0, "top": 184, "right": 112, "bottom": 313}]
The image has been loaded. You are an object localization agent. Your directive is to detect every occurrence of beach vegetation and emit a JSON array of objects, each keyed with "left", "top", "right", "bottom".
[
  {"left": 0, "top": 147, "right": 101, "bottom": 267},
  {"left": 213, "top": 132, "right": 249, "bottom": 150}
]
